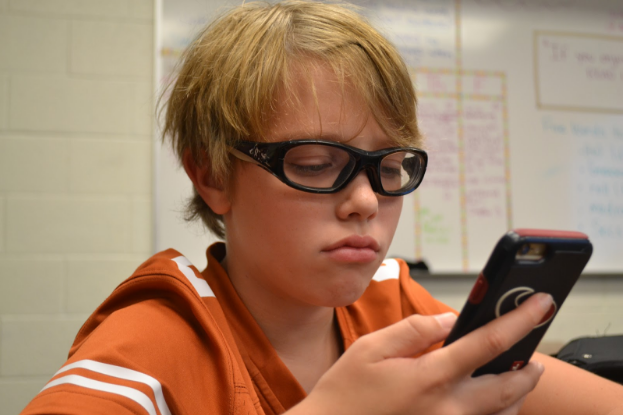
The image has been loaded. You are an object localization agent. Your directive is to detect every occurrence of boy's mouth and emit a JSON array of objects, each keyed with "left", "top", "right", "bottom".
[
  {"left": 323, "top": 235, "right": 380, "bottom": 252},
  {"left": 322, "top": 235, "right": 380, "bottom": 263}
]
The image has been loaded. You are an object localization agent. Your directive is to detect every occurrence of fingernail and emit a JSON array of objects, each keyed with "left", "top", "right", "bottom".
[
  {"left": 534, "top": 293, "right": 553, "bottom": 312},
  {"left": 434, "top": 312, "right": 457, "bottom": 329},
  {"left": 534, "top": 361, "right": 545, "bottom": 375}
]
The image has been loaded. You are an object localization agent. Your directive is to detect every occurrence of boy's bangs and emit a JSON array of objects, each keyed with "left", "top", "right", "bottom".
[
  {"left": 334, "top": 48, "right": 421, "bottom": 149},
  {"left": 262, "top": 38, "right": 421, "bottom": 149}
]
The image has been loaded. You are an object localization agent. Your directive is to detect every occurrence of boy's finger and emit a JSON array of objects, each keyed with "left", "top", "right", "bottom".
[
  {"left": 438, "top": 293, "right": 553, "bottom": 378},
  {"left": 462, "top": 361, "right": 543, "bottom": 414},
  {"left": 353, "top": 312, "right": 457, "bottom": 362},
  {"left": 491, "top": 396, "right": 528, "bottom": 415}
]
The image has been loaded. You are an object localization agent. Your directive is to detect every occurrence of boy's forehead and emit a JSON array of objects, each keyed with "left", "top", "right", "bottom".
[{"left": 265, "top": 61, "right": 387, "bottom": 145}]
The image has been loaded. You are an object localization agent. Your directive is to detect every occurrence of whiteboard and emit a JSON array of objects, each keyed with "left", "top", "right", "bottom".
[{"left": 156, "top": 0, "right": 623, "bottom": 274}]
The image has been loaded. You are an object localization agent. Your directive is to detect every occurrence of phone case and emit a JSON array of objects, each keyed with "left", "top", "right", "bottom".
[{"left": 443, "top": 229, "right": 593, "bottom": 376}]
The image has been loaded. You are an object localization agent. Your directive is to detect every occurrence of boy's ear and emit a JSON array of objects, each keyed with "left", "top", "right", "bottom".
[{"left": 182, "top": 150, "right": 231, "bottom": 215}]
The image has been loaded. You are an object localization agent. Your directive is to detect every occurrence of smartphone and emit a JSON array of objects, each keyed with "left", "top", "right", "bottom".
[{"left": 443, "top": 229, "right": 593, "bottom": 377}]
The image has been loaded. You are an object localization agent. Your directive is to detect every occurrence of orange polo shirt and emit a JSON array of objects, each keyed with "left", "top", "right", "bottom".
[{"left": 22, "top": 243, "right": 454, "bottom": 415}]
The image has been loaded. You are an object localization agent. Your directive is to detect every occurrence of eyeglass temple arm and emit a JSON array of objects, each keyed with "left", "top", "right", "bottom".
[{"left": 229, "top": 148, "right": 261, "bottom": 165}]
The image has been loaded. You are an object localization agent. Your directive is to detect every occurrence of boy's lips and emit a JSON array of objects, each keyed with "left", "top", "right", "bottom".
[
  {"left": 323, "top": 235, "right": 381, "bottom": 252},
  {"left": 322, "top": 235, "right": 380, "bottom": 263}
]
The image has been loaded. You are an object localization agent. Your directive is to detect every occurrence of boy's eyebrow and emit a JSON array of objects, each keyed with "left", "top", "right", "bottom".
[
  {"left": 278, "top": 132, "right": 344, "bottom": 143},
  {"left": 266, "top": 133, "right": 396, "bottom": 151},
  {"left": 270, "top": 131, "right": 390, "bottom": 144},
  {"left": 268, "top": 132, "right": 344, "bottom": 142}
]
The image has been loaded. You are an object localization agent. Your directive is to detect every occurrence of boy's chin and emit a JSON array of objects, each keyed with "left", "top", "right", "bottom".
[{"left": 317, "top": 279, "right": 373, "bottom": 308}]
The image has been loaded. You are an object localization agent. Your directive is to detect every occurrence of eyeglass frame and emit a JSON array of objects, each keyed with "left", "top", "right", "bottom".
[{"left": 228, "top": 139, "right": 428, "bottom": 196}]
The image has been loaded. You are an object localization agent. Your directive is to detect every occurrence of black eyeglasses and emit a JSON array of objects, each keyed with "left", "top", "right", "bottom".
[{"left": 229, "top": 139, "right": 427, "bottom": 196}]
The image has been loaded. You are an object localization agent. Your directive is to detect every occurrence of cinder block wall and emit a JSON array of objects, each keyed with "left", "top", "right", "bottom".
[{"left": 0, "top": 1, "right": 155, "bottom": 413}]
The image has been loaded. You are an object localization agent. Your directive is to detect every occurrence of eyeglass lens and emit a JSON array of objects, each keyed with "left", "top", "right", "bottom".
[{"left": 282, "top": 144, "right": 421, "bottom": 193}]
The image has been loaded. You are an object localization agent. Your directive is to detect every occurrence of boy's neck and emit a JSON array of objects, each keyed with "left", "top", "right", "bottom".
[
  {"left": 220, "top": 253, "right": 344, "bottom": 393},
  {"left": 274, "top": 313, "right": 344, "bottom": 394}
]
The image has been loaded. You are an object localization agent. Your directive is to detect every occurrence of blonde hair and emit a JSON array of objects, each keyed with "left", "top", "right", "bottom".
[{"left": 161, "top": 0, "right": 421, "bottom": 238}]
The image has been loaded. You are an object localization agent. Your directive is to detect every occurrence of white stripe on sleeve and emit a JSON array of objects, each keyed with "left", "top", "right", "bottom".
[
  {"left": 372, "top": 259, "right": 400, "bottom": 282},
  {"left": 42, "top": 374, "right": 157, "bottom": 415},
  {"left": 172, "top": 255, "right": 215, "bottom": 298},
  {"left": 51, "top": 359, "right": 171, "bottom": 415}
]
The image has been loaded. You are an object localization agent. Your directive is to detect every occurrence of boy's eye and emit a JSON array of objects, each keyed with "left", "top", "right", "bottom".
[
  {"left": 380, "top": 159, "right": 402, "bottom": 178},
  {"left": 283, "top": 145, "right": 353, "bottom": 187},
  {"left": 285, "top": 146, "right": 350, "bottom": 176},
  {"left": 285, "top": 158, "right": 334, "bottom": 176},
  {"left": 380, "top": 165, "right": 402, "bottom": 178}
]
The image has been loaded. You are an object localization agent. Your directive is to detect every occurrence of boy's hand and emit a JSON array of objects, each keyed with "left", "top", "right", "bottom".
[{"left": 291, "top": 293, "right": 552, "bottom": 415}]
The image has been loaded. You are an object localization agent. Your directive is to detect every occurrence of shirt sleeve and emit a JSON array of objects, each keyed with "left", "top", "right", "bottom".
[
  {"left": 20, "top": 296, "right": 256, "bottom": 415},
  {"left": 22, "top": 387, "right": 151, "bottom": 415}
]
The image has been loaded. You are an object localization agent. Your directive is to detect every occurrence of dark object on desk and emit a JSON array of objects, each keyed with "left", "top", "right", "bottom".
[
  {"left": 405, "top": 260, "right": 429, "bottom": 272},
  {"left": 557, "top": 334, "right": 623, "bottom": 385},
  {"left": 397, "top": 258, "right": 429, "bottom": 272}
]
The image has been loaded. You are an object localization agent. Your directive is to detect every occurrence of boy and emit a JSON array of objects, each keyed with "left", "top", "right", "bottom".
[{"left": 22, "top": 1, "right": 623, "bottom": 414}]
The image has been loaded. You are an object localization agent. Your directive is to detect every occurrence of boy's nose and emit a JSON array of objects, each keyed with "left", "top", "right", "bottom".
[{"left": 335, "top": 170, "right": 379, "bottom": 221}]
